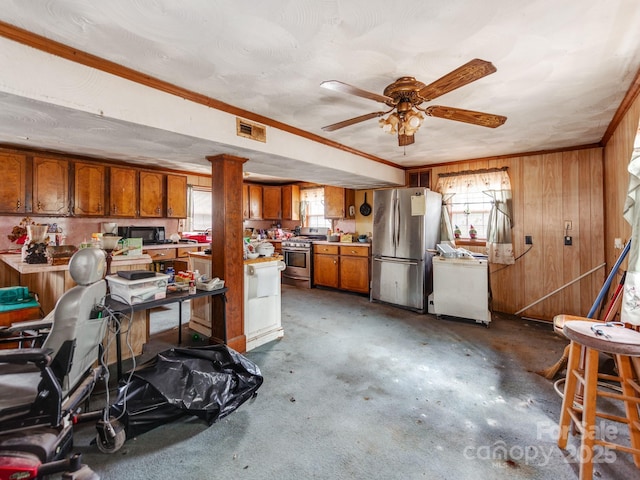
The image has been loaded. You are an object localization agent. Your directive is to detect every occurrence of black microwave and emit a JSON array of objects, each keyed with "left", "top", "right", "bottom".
[{"left": 117, "top": 226, "right": 168, "bottom": 245}]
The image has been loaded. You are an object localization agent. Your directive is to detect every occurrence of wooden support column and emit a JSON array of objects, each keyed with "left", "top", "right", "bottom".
[{"left": 207, "top": 154, "right": 247, "bottom": 353}]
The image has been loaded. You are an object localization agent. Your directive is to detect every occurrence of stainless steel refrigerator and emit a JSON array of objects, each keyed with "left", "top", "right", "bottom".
[{"left": 371, "top": 187, "right": 442, "bottom": 312}]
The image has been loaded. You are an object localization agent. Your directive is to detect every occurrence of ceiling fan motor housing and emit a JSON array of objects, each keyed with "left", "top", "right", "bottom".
[{"left": 383, "top": 77, "right": 427, "bottom": 108}]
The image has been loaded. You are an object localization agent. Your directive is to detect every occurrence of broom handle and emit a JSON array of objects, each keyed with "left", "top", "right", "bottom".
[{"left": 587, "top": 240, "right": 630, "bottom": 318}]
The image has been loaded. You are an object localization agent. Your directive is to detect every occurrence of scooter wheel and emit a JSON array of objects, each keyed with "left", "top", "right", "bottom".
[{"left": 96, "top": 419, "right": 126, "bottom": 454}]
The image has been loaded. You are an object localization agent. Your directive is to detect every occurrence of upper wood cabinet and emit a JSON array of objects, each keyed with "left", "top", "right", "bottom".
[
  {"left": 262, "top": 186, "right": 282, "bottom": 220},
  {"left": 139, "top": 171, "right": 163, "bottom": 217},
  {"left": 0, "top": 153, "right": 28, "bottom": 213},
  {"left": 248, "top": 184, "right": 263, "bottom": 219},
  {"left": 109, "top": 166, "right": 138, "bottom": 217},
  {"left": 407, "top": 168, "right": 431, "bottom": 188},
  {"left": 242, "top": 184, "right": 250, "bottom": 219},
  {"left": 324, "top": 186, "right": 355, "bottom": 219},
  {"left": 33, "top": 157, "right": 69, "bottom": 215},
  {"left": 166, "top": 174, "right": 187, "bottom": 218},
  {"left": 282, "top": 185, "right": 300, "bottom": 221},
  {"left": 73, "top": 162, "right": 106, "bottom": 216}
]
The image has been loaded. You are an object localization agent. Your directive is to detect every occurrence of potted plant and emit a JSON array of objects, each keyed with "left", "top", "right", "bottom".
[
  {"left": 469, "top": 225, "right": 477, "bottom": 239},
  {"left": 453, "top": 225, "right": 461, "bottom": 239}
]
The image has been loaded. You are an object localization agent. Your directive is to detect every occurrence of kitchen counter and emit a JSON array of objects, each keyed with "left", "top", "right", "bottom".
[
  {"left": 313, "top": 240, "right": 371, "bottom": 247},
  {"left": 0, "top": 252, "right": 153, "bottom": 315},
  {"left": 143, "top": 242, "right": 210, "bottom": 250},
  {"left": 0, "top": 253, "right": 152, "bottom": 274},
  {"left": 189, "top": 251, "right": 283, "bottom": 265}
]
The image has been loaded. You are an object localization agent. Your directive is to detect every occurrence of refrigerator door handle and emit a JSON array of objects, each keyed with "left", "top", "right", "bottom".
[
  {"left": 373, "top": 257, "right": 419, "bottom": 266},
  {"left": 394, "top": 196, "right": 400, "bottom": 247},
  {"left": 393, "top": 192, "right": 400, "bottom": 248}
]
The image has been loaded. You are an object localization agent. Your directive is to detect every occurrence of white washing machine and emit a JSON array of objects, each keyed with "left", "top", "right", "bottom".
[{"left": 432, "top": 255, "right": 491, "bottom": 325}]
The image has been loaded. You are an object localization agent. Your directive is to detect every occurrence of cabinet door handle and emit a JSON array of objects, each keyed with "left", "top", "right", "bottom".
[
  {"left": 168, "top": 207, "right": 173, "bottom": 216},
  {"left": 112, "top": 204, "right": 117, "bottom": 214},
  {"left": 37, "top": 201, "right": 42, "bottom": 210},
  {"left": 16, "top": 199, "right": 21, "bottom": 210},
  {"left": 98, "top": 203, "right": 102, "bottom": 212}
]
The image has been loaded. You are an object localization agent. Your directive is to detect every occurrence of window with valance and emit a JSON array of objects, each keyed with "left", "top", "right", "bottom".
[{"left": 435, "top": 167, "right": 514, "bottom": 265}]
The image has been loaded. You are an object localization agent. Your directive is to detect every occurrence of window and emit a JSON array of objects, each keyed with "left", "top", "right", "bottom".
[
  {"left": 449, "top": 190, "right": 493, "bottom": 239},
  {"left": 187, "top": 186, "right": 212, "bottom": 231},
  {"left": 436, "top": 168, "right": 511, "bottom": 240},
  {"left": 300, "top": 187, "right": 331, "bottom": 228}
]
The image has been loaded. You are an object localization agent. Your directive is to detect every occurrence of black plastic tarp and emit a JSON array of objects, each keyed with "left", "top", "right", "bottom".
[{"left": 109, "top": 344, "right": 263, "bottom": 438}]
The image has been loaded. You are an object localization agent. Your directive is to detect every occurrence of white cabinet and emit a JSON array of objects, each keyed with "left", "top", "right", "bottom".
[
  {"left": 432, "top": 256, "right": 491, "bottom": 325},
  {"left": 244, "top": 260, "right": 285, "bottom": 350}
]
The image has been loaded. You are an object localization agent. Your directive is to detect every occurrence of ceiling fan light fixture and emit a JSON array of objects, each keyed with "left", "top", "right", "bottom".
[
  {"left": 403, "top": 110, "right": 424, "bottom": 135},
  {"left": 379, "top": 112, "right": 399, "bottom": 134}
]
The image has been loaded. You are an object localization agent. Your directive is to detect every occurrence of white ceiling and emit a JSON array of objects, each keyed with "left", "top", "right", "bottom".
[{"left": 1, "top": 0, "right": 640, "bottom": 188}]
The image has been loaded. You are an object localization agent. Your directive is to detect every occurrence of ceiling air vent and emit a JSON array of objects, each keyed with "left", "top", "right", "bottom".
[{"left": 236, "top": 118, "right": 266, "bottom": 143}]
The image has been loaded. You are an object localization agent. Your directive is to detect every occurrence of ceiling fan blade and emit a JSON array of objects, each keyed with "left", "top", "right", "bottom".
[
  {"left": 424, "top": 105, "right": 507, "bottom": 128},
  {"left": 321, "top": 80, "right": 394, "bottom": 105},
  {"left": 418, "top": 59, "right": 497, "bottom": 101},
  {"left": 321, "top": 111, "right": 387, "bottom": 132}
]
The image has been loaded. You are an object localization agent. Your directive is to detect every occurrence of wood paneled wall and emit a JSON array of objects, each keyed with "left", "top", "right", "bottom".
[
  {"left": 603, "top": 95, "right": 640, "bottom": 286},
  {"left": 430, "top": 148, "right": 605, "bottom": 321}
]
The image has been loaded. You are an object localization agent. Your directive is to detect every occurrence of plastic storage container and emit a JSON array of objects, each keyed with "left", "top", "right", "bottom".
[{"left": 107, "top": 273, "right": 170, "bottom": 305}]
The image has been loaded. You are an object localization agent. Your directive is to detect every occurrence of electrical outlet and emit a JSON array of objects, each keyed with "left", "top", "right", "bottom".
[
  {"left": 564, "top": 235, "right": 572, "bottom": 246},
  {"left": 564, "top": 221, "right": 572, "bottom": 231},
  {"left": 525, "top": 235, "right": 533, "bottom": 245}
]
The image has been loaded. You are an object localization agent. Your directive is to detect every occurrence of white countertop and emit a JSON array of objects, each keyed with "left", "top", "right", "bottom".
[
  {"left": 142, "top": 242, "right": 209, "bottom": 250},
  {"left": 313, "top": 240, "right": 370, "bottom": 247},
  {"left": 1, "top": 253, "right": 152, "bottom": 274}
]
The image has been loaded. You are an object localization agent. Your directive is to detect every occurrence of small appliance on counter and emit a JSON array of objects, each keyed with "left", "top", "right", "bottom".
[{"left": 118, "top": 226, "right": 171, "bottom": 245}]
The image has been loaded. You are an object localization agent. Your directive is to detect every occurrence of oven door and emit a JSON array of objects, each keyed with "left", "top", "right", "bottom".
[{"left": 282, "top": 248, "right": 310, "bottom": 280}]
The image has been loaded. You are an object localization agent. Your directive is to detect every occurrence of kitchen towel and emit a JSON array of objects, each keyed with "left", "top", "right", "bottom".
[{"left": 255, "top": 264, "right": 279, "bottom": 298}]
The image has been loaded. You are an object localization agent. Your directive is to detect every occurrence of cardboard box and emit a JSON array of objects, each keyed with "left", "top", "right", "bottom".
[
  {"left": 340, "top": 234, "right": 353, "bottom": 243},
  {"left": 106, "top": 273, "right": 169, "bottom": 305}
]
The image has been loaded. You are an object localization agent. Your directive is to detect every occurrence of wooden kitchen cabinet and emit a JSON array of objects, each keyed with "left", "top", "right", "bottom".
[
  {"left": 339, "top": 245, "right": 370, "bottom": 294},
  {"left": 33, "top": 157, "right": 69, "bottom": 215},
  {"left": 166, "top": 174, "right": 187, "bottom": 218},
  {"left": 139, "top": 171, "right": 164, "bottom": 217},
  {"left": 73, "top": 161, "right": 106, "bottom": 216},
  {"left": 242, "top": 184, "right": 249, "bottom": 219},
  {"left": 313, "top": 244, "right": 339, "bottom": 289},
  {"left": 282, "top": 184, "right": 300, "bottom": 221},
  {"left": 109, "top": 166, "right": 138, "bottom": 217},
  {"left": 313, "top": 243, "right": 370, "bottom": 293},
  {"left": 262, "top": 186, "right": 282, "bottom": 219},
  {"left": 248, "top": 184, "right": 263, "bottom": 219},
  {"left": 0, "top": 152, "right": 28, "bottom": 213},
  {"left": 324, "top": 186, "right": 356, "bottom": 219}
]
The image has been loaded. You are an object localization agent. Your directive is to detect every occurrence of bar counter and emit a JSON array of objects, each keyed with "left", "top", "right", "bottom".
[{"left": 0, "top": 252, "right": 152, "bottom": 315}]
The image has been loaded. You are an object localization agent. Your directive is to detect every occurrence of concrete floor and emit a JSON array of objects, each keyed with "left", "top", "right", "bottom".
[{"left": 73, "top": 285, "right": 638, "bottom": 479}]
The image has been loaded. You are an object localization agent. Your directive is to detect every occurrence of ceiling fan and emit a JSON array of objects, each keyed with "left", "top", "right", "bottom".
[{"left": 320, "top": 58, "right": 507, "bottom": 146}]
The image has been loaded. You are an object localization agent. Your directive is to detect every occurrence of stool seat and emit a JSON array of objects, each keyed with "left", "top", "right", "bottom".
[
  {"left": 563, "top": 320, "right": 640, "bottom": 356},
  {"left": 557, "top": 320, "right": 640, "bottom": 479}
]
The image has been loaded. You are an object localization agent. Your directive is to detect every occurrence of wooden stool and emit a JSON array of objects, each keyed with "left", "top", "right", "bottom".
[{"left": 558, "top": 320, "right": 640, "bottom": 479}]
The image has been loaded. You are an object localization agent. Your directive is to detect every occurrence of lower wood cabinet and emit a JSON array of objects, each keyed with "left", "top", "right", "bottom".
[
  {"left": 313, "top": 244, "right": 370, "bottom": 294},
  {"left": 338, "top": 246, "right": 370, "bottom": 294},
  {"left": 314, "top": 244, "right": 339, "bottom": 288}
]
